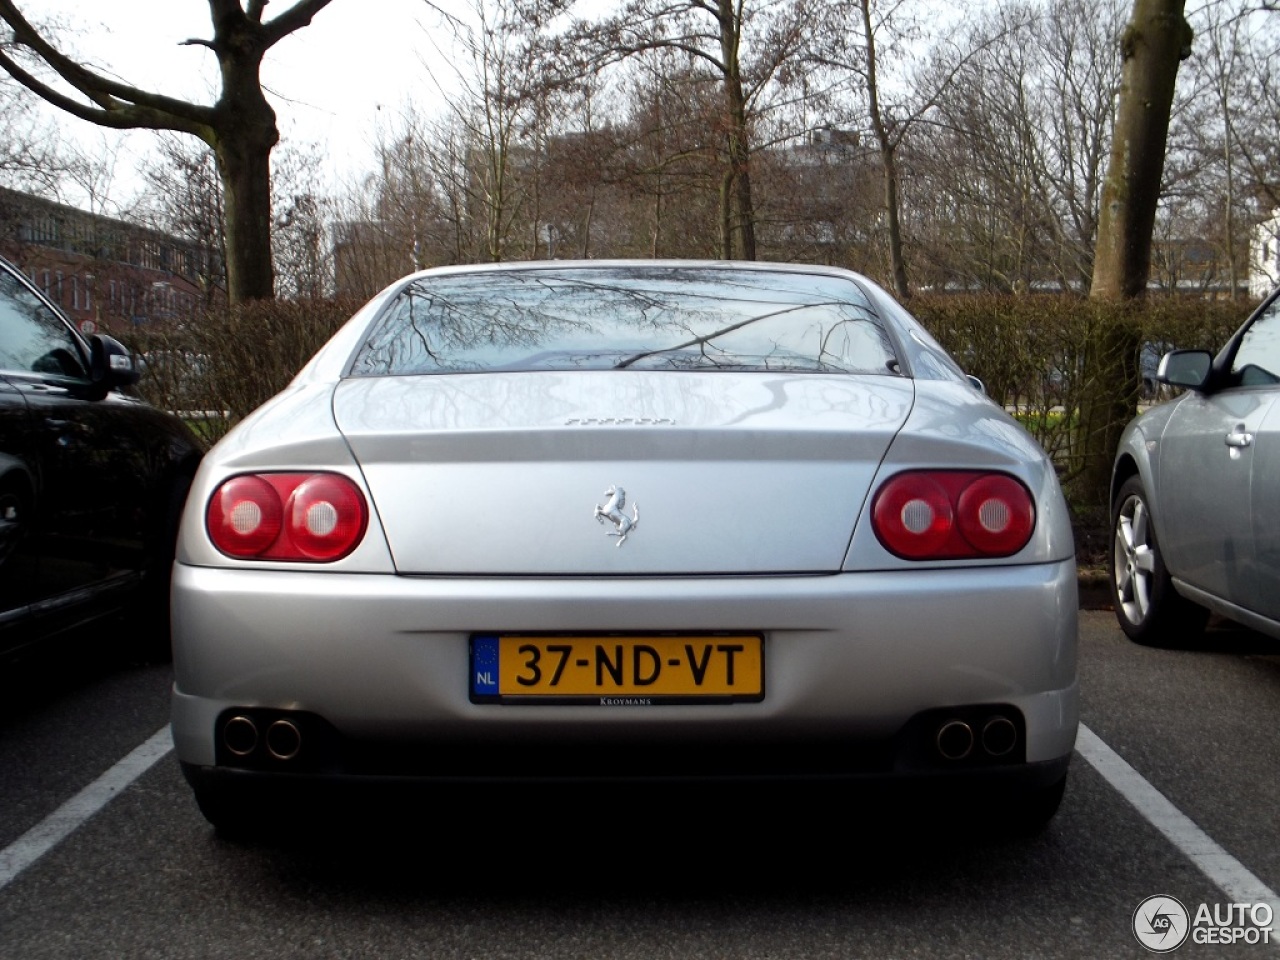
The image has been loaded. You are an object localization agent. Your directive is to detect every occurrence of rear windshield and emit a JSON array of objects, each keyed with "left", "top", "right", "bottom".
[{"left": 348, "top": 265, "right": 898, "bottom": 376}]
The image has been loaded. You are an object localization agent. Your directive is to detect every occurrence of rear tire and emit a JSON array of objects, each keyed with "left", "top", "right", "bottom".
[{"left": 1110, "top": 475, "right": 1208, "bottom": 647}]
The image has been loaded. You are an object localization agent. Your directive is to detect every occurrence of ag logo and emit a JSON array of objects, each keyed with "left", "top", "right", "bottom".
[{"left": 1133, "top": 895, "right": 1190, "bottom": 953}]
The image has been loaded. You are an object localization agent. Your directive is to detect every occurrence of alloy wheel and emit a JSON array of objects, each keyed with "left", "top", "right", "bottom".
[{"left": 1113, "top": 492, "right": 1156, "bottom": 627}]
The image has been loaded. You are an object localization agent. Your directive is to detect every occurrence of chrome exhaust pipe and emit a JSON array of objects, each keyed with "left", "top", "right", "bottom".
[
  {"left": 265, "top": 719, "right": 302, "bottom": 761},
  {"left": 981, "top": 716, "right": 1018, "bottom": 757},
  {"left": 936, "top": 720, "right": 974, "bottom": 761},
  {"left": 223, "top": 715, "right": 258, "bottom": 757}
]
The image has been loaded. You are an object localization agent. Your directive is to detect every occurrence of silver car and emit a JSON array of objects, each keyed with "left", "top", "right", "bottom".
[
  {"left": 171, "top": 261, "right": 1078, "bottom": 835},
  {"left": 1112, "top": 287, "right": 1280, "bottom": 646}
]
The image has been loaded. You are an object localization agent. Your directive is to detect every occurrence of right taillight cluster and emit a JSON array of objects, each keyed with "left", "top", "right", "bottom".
[{"left": 871, "top": 470, "right": 1035, "bottom": 560}]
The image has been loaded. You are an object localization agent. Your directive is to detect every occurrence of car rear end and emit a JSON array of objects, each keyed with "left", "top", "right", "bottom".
[{"left": 170, "top": 262, "right": 1078, "bottom": 832}]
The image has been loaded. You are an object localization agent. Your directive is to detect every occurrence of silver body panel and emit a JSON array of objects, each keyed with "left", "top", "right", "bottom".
[{"left": 331, "top": 372, "right": 911, "bottom": 575}]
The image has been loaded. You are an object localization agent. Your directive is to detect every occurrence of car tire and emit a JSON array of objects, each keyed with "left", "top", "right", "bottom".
[{"left": 1110, "top": 475, "right": 1208, "bottom": 647}]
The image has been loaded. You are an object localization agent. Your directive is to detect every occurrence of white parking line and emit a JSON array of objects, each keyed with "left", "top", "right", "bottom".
[
  {"left": 0, "top": 724, "right": 173, "bottom": 892},
  {"left": 1077, "top": 722, "right": 1280, "bottom": 922}
]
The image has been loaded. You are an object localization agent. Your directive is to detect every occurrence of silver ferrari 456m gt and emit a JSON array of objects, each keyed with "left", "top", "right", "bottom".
[{"left": 170, "top": 260, "right": 1078, "bottom": 837}]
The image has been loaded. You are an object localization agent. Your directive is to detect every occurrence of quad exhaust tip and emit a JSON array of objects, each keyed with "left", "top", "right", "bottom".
[
  {"left": 223, "top": 715, "right": 258, "bottom": 757},
  {"left": 935, "top": 714, "right": 1020, "bottom": 761},
  {"left": 265, "top": 719, "right": 302, "bottom": 761},
  {"left": 220, "top": 713, "right": 303, "bottom": 762},
  {"left": 936, "top": 720, "right": 974, "bottom": 761},
  {"left": 981, "top": 715, "right": 1018, "bottom": 757}
]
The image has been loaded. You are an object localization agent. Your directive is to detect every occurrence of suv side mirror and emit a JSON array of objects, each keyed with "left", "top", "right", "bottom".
[{"left": 88, "top": 334, "right": 141, "bottom": 398}]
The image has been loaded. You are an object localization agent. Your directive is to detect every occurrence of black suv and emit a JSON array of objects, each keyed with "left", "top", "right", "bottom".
[{"left": 0, "top": 256, "right": 204, "bottom": 661}]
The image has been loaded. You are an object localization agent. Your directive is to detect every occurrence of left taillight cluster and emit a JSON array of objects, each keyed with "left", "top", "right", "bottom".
[
  {"left": 871, "top": 470, "right": 1035, "bottom": 560},
  {"left": 206, "top": 473, "right": 368, "bottom": 562}
]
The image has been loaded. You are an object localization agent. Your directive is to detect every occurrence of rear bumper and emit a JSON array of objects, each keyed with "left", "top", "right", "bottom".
[
  {"left": 180, "top": 754, "right": 1072, "bottom": 811},
  {"left": 171, "top": 559, "right": 1079, "bottom": 778}
]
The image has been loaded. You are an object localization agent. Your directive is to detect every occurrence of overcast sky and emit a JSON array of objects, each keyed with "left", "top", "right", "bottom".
[{"left": 18, "top": 0, "right": 460, "bottom": 204}]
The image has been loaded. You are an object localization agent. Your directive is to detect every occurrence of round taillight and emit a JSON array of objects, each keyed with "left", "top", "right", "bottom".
[
  {"left": 285, "top": 474, "right": 368, "bottom": 561},
  {"left": 956, "top": 474, "right": 1035, "bottom": 555},
  {"left": 871, "top": 474, "right": 955, "bottom": 559},
  {"left": 872, "top": 471, "right": 1035, "bottom": 560},
  {"left": 206, "top": 475, "right": 283, "bottom": 558}
]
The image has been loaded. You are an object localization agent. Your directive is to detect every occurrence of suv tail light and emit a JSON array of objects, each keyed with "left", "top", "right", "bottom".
[
  {"left": 871, "top": 471, "right": 1034, "bottom": 560},
  {"left": 206, "top": 473, "right": 368, "bottom": 562}
]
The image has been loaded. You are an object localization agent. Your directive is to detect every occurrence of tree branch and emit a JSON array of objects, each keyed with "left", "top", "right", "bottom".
[
  {"left": 0, "top": 0, "right": 216, "bottom": 129},
  {"left": 0, "top": 45, "right": 214, "bottom": 140},
  {"left": 260, "top": 0, "right": 337, "bottom": 48}
]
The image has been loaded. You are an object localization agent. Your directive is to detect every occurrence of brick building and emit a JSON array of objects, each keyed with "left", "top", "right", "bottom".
[{"left": 0, "top": 186, "right": 219, "bottom": 335}]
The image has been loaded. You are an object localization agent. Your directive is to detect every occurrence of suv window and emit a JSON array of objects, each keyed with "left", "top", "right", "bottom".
[{"left": 0, "top": 268, "right": 89, "bottom": 379}]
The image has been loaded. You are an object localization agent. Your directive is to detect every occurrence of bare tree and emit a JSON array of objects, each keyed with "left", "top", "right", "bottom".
[
  {"left": 557, "top": 0, "right": 809, "bottom": 261},
  {"left": 135, "top": 134, "right": 226, "bottom": 303},
  {"left": 916, "top": 0, "right": 1123, "bottom": 293},
  {"left": 1158, "top": 0, "right": 1280, "bottom": 294},
  {"left": 405, "top": 0, "right": 566, "bottom": 264},
  {"left": 0, "top": 82, "right": 68, "bottom": 194},
  {"left": 808, "top": 0, "right": 1015, "bottom": 298},
  {"left": 602, "top": 51, "right": 728, "bottom": 258},
  {"left": 271, "top": 140, "right": 332, "bottom": 299},
  {"left": 0, "top": 0, "right": 335, "bottom": 303}
]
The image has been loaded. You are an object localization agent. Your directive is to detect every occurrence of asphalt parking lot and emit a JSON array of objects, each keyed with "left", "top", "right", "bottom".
[{"left": 0, "top": 607, "right": 1277, "bottom": 959}]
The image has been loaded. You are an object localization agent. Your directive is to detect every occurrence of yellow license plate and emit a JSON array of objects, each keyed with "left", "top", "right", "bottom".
[{"left": 470, "top": 634, "right": 764, "bottom": 703}]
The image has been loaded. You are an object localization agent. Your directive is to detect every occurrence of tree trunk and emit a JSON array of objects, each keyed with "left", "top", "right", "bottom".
[
  {"left": 1078, "top": 0, "right": 1191, "bottom": 507},
  {"left": 207, "top": 4, "right": 285, "bottom": 302},
  {"left": 881, "top": 142, "right": 909, "bottom": 300},
  {"left": 718, "top": 0, "right": 757, "bottom": 260},
  {"left": 214, "top": 130, "right": 276, "bottom": 304},
  {"left": 860, "top": 0, "right": 909, "bottom": 299},
  {"left": 1091, "top": 0, "right": 1190, "bottom": 300}
]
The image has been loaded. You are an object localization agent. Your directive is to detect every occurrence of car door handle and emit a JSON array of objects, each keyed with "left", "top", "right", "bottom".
[{"left": 1225, "top": 428, "right": 1253, "bottom": 448}]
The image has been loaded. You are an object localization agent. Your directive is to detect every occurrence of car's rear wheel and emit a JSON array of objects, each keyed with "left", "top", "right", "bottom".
[{"left": 1110, "top": 475, "right": 1208, "bottom": 646}]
